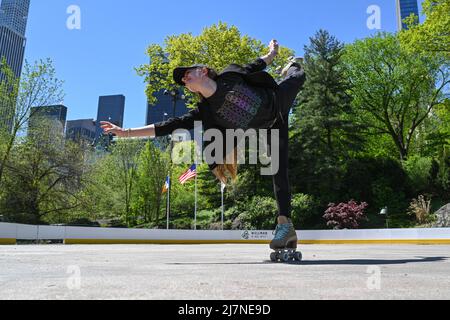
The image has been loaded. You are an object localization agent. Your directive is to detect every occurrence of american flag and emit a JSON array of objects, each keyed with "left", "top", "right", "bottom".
[{"left": 178, "top": 164, "right": 197, "bottom": 185}]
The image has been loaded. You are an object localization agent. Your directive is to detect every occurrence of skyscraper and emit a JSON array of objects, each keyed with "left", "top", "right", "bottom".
[
  {"left": 146, "top": 89, "right": 189, "bottom": 126},
  {"left": 0, "top": 0, "right": 30, "bottom": 36},
  {"left": 0, "top": 0, "right": 30, "bottom": 133},
  {"left": 95, "top": 94, "right": 125, "bottom": 140},
  {"left": 396, "top": 0, "right": 420, "bottom": 30},
  {"left": 146, "top": 89, "right": 193, "bottom": 143},
  {"left": 28, "top": 105, "right": 68, "bottom": 137},
  {"left": 66, "top": 119, "right": 97, "bottom": 144}
]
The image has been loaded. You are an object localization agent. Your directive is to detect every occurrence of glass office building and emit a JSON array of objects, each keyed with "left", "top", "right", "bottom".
[
  {"left": 66, "top": 119, "right": 97, "bottom": 144},
  {"left": 146, "top": 89, "right": 189, "bottom": 125},
  {"left": 146, "top": 89, "right": 192, "bottom": 142},
  {"left": 0, "top": 0, "right": 30, "bottom": 36},
  {"left": 0, "top": 0, "right": 30, "bottom": 133},
  {"left": 28, "top": 105, "right": 68, "bottom": 137},
  {"left": 396, "top": 0, "right": 420, "bottom": 30},
  {"left": 95, "top": 94, "right": 125, "bottom": 140}
]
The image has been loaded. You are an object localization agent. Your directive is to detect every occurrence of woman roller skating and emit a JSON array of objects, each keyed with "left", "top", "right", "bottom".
[{"left": 101, "top": 40, "right": 306, "bottom": 262}]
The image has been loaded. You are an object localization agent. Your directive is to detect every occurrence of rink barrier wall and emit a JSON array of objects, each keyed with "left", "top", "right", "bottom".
[{"left": 1, "top": 223, "right": 449, "bottom": 245}]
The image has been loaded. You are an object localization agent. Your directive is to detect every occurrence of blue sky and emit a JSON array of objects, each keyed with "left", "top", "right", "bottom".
[{"left": 24, "top": 0, "right": 425, "bottom": 129}]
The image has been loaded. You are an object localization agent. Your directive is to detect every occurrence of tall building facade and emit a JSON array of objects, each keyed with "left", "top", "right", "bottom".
[
  {"left": 0, "top": 0, "right": 30, "bottom": 133},
  {"left": 146, "top": 89, "right": 193, "bottom": 142},
  {"left": 66, "top": 119, "right": 96, "bottom": 144},
  {"left": 0, "top": 0, "right": 30, "bottom": 36},
  {"left": 396, "top": 0, "right": 420, "bottom": 30},
  {"left": 95, "top": 94, "right": 125, "bottom": 140},
  {"left": 28, "top": 105, "right": 68, "bottom": 137},
  {"left": 146, "top": 89, "right": 189, "bottom": 126}
]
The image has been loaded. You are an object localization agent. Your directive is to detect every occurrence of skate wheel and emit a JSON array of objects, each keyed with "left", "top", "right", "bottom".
[
  {"left": 281, "top": 252, "right": 290, "bottom": 262},
  {"left": 270, "top": 252, "right": 277, "bottom": 262},
  {"left": 294, "top": 252, "right": 302, "bottom": 261}
]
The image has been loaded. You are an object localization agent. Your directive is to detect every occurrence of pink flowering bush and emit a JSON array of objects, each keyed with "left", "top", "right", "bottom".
[{"left": 323, "top": 200, "right": 368, "bottom": 229}]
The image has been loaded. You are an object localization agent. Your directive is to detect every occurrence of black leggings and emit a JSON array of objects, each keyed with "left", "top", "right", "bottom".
[{"left": 268, "top": 64, "right": 306, "bottom": 218}]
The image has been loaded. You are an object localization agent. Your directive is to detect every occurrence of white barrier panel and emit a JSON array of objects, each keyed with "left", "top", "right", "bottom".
[
  {"left": 36, "top": 225, "right": 66, "bottom": 240},
  {"left": 16, "top": 224, "right": 38, "bottom": 240},
  {"left": 300, "top": 228, "right": 450, "bottom": 241},
  {"left": 1, "top": 222, "right": 450, "bottom": 244},
  {"left": 64, "top": 227, "right": 450, "bottom": 244},
  {"left": 0, "top": 223, "right": 66, "bottom": 241},
  {"left": 65, "top": 227, "right": 247, "bottom": 241},
  {"left": 0, "top": 223, "right": 17, "bottom": 238}
]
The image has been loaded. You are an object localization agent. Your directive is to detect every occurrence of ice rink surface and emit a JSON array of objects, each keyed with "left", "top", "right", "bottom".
[{"left": 1, "top": 244, "right": 449, "bottom": 300}]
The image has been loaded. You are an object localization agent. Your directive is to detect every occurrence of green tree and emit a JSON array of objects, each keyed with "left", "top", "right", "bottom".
[
  {"left": 427, "top": 99, "right": 450, "bottom": 192},
  {"left": 132, "top": 140, "right": 170, "bottom": 225},
  {"left": 74, "top": 152, "right": 124, "bottom": 224},
  {"left": 437, "top": 100, "right": 450, "bottom": 186},
  {"left": 290, "top": 30, "right": 362, "bottom": 199},
  {"left": 110, "top": 139, "right": 146, "bottom": 226},
  {"left": 0, "top": 119, "right": 86, "bottom": 224},
  {"left": 296, "top": 30, "right": 361, "bottom": 153},
  {"left": 0, "top": 59, "right": 64, "bottom": 189},
  {"left": 400, "top": 0, "right": 450, "bottom": 58},
  {"left": 343, "top": 33, "right": 449, "bottom": 161}
]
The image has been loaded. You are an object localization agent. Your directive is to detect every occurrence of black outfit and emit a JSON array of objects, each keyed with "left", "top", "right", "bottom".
[
  {"left": 154, "top": 58, "right": 305, "bottom": 218},
  {"left": 205, "top": 72, "right": 276, "bottom": 130}
]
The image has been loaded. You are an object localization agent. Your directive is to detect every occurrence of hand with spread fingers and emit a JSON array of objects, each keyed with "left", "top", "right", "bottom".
[{"left": 100, "top": 121, "right": 126, "bottom": 138}]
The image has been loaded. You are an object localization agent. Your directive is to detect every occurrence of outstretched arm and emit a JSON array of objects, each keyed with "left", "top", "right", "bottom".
[
  {"left": 100, "top": 108, "right": 201, "bottom": 139},
  {"left": 100, "top": 122, "right": 156, "bottom": 138},
  {"left": 243, "top": 39, "right": 279, "bottom": 73},
  {"left": 153, "top": 108, "right": 201, "bottom": 137},
  {"left": 260, "top": 39, "right": 279, "bottom": 66}
]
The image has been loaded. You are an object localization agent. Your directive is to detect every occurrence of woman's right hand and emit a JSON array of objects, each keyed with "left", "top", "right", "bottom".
[
  {"left": 268, "top": 39, "right": 279, "bottom": 57},
  {"left": 100, "top": 121, "right": 126, "bottom": 138}
]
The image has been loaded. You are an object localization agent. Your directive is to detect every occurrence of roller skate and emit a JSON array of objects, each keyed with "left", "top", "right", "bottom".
[
  {"left": 280, "top": 56, "right": 304, "bottom": 77},
  {"left": 269, "top": 220, "right": 302, "bottom": 263}
]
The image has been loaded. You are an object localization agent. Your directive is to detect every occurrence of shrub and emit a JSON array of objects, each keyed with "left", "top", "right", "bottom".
[
  {"left": 407, "top": 195, "right": 433, "bottom": 224},
  {"left": 371, "top": 177, "right": 410, "bottom": 225},
  {"left": 235, "top": 196, "right": 277, "bottom": 230},
  {"left": 323, "top": 200, "right": 368, "bottom": 229},
  {"left": 67, "top": 218, "right": 100, "bottom": 227},
  {"left": 403, "top": 155, "right": 433, "bottom": 193},
  {"left": 436, "top": 152, "right": 450, "bottom": 193},
  {"left": 171, "top": 217, "right": 193, "bottom": 230},
  {"left": 340, "top": 157, "right": 410, "bottom": 214},
  {"left": 291, "top": 193, "right": 318, "bottom": 229}
]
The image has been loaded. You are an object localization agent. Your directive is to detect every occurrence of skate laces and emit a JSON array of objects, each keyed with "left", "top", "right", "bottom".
[{"left": 273, "top": 224, "right": 291, "bottom": 240}]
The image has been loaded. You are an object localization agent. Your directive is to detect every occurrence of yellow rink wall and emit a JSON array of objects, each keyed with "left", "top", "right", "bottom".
[
  {"left": 1, "top": 223, "right": 450, "bottom": 245},
  {"left": 0, "top": 238, "right": 16, "bottom": 245}
]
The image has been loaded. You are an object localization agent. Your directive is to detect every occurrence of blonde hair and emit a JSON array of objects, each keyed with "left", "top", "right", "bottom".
[
  {"left": 213, "top": 147, "right": 238, "bottom": 185},
  {"left": 197, "top": 68, "right": 236, "bottom": 186}
]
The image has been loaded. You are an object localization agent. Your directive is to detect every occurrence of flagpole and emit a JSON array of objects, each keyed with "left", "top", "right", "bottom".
[
  {"left": 194, "top": 141, "right": 199, "bottom": 231},
  {"left": 166, "top": 176, "right": 170, "bottom": 230},
  {"left": 221, "top": 182, "right": 225, "bottom": 231},
  {"left": 194, "top": 171, "right": 197, "bottom": 230}
]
